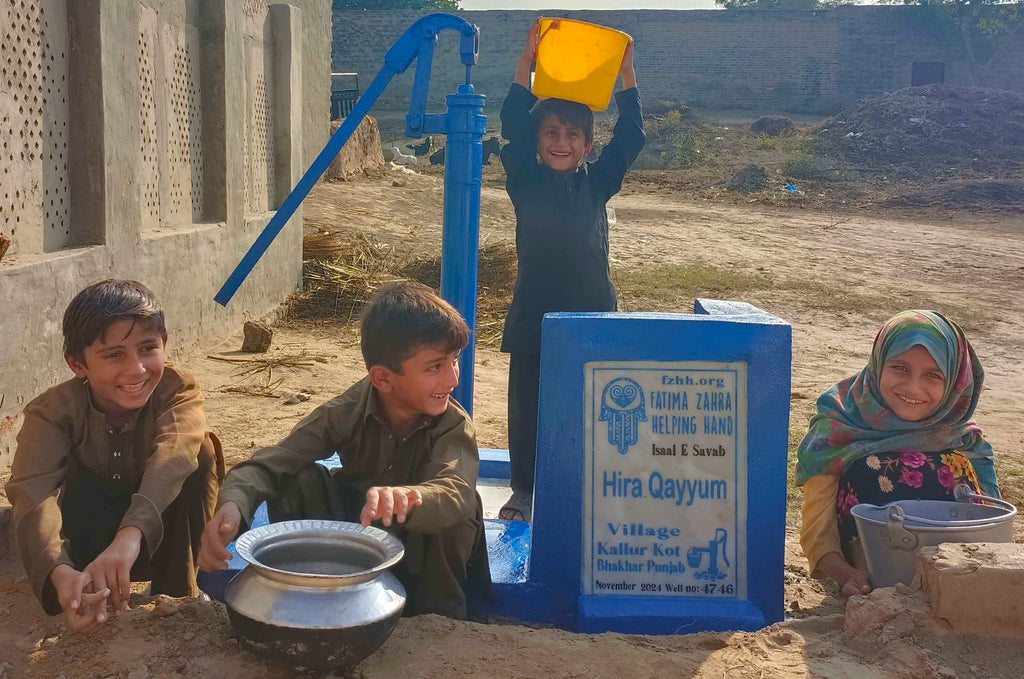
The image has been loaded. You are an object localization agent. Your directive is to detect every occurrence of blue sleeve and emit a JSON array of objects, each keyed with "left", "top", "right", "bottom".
[
  {"left": 500, "top": 83, "right": 539, "bottom": 196},
  {"left": 591, "top": 87, "right": 646, "bottom": 201}
]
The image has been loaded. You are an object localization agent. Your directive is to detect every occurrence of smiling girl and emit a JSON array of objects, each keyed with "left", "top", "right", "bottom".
[{"left": 796, "top": 310, "right": 1000, "bottom": 597}]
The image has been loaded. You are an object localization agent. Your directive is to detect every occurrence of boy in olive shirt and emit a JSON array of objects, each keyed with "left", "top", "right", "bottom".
[
  {"left": 199, "top": 282, "right": 489, "bottom": 619},
  {"left": 6, "top": 280, "right": 222, "bottom": 632}
]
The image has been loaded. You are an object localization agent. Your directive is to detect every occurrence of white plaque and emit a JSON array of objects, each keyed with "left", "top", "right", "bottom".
[{"left": 582, "top": 361, "right": 748, "bottom": 599}]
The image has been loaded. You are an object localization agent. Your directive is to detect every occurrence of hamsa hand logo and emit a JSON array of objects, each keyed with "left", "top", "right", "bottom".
[{"left": 599, "top": 377, "right": 647, "bottom": 454}]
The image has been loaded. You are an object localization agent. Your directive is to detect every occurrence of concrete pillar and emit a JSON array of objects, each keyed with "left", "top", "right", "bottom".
[
  {"left": 270, "top": 3, "right": 303, "bottom": 293},
  {"left": 270, "top": 4, "right": 303, "bottom": 202},
  {"left": 98, "top": 0, "right": 143, "bottom": 258},
  {"left": 68, "top": 0, "right": 106, "bottom": 247},
  {"left": 199, "top": 1, "right": 227, "bottom": 224},
  {"left": 199, "top": 0, "right": 244, "bottom": 227}
]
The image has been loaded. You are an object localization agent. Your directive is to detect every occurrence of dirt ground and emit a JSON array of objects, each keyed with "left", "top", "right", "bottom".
[{"left": 1, "top": 113, "right": 1023, "bottom": 678}]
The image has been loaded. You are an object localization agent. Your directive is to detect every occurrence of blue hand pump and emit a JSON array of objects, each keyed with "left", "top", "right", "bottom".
[{"left": 214, "top": 14, "right": 485, "bottom": 414}]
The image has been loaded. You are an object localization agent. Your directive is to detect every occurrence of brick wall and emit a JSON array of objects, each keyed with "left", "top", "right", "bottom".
[{"left": 331, "top": 7, "right": 1023, "bottom": 114}]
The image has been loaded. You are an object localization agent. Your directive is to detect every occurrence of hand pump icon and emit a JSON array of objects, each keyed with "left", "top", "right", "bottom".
[{"left": 687, "top": 528, "right": 730, "bottom": 581}]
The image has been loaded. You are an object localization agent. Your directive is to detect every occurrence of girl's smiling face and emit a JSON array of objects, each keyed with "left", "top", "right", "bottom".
[{"left": 879, "top": 344, "right": 946, "bottom": 421}]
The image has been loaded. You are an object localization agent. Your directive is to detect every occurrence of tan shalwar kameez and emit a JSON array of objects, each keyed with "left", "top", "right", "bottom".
[
  {"left": 217, "top": 377, "right": 490, "bottom": 619},
  {"left": 6, "top": 366, "right": 222, "bottom": 615}
]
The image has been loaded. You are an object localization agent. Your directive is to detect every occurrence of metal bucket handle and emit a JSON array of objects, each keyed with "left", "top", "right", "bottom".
[
  {"left": 953, "top": 483, "right": 1016, "bottom": 513},
  {"left": 881, "top": 505, "right": 918, "bottom": 551},
  {"left": 875, "top": 486, "right": 1016, "bottom": 529}
]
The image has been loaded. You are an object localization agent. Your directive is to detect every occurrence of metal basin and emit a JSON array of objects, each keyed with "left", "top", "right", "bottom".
[{"left": 225, "top": 520, "right": 406, "bottom": 672}]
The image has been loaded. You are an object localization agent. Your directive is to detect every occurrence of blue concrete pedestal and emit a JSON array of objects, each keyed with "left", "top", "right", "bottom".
[
  {"left": 488, "top": 300, "right": 791, "bottom": 634},
  {"left": 479, "top": 448, "right": 511, "bottom": 479},
  {"left": 577, "top": 596, "right": 766, "bottom": 634}
]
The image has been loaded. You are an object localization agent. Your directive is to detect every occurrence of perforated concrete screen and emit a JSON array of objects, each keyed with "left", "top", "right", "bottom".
[
  {"left": 137, "top": 6, "right": 204, "bottom": 229},
  {"left": 245, "top": 43, "right": 276, "bottom": 215},
  {"left": 165, "top": 25, "right": 203, "bottom": 224},
  {"left": 0, "top": 0, "right": 69, "bottom": 254},
  {"left": 243, "top": 0, "right": 268, "bottom": 16},
  {"left": 139, "top": 13, "right": 161, "bottom": 227}
]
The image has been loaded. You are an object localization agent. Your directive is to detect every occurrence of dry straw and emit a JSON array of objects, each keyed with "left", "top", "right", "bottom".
[{"left": 287, "top": 228, "right": 517, "bottom": 348}]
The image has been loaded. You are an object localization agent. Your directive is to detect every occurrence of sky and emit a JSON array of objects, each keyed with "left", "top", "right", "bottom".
[{"left": 460, "top": 0, "right": 721, "bottom": 9}]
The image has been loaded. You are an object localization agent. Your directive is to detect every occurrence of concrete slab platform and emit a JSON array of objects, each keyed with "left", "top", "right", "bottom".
[{"left": 478, "top": 477, "right": 513, "bottom": 520}]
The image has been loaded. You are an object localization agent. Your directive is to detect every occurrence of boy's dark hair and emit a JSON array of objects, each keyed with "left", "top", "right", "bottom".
[
  {"left": 361, "top": 281, "right": 469, "bottom": 372},
  {"left": 63, "top": 280, "right": 166, "bottom": 361},
  {"left": 532, "top": 97, "right": 594, "bottom": 144}
]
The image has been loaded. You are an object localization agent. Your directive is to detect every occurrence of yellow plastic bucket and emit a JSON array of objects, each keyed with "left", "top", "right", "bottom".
[{"left": 532, "top": 18, "right": 631, "bottom": 111}]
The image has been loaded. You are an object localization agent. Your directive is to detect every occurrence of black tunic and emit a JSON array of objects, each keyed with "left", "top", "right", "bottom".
[{"left": 499, "top": 83, "right": 645, "bottom": 355}]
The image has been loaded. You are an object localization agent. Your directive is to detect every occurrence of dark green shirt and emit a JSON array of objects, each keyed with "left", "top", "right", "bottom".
[{"left": 218, "top": 377, "right": 479, "bottom": 533}]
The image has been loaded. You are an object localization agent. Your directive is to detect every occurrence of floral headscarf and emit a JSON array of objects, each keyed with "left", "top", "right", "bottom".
[{"left": 795, "top": 310, "right": 997, "bottom": 495}]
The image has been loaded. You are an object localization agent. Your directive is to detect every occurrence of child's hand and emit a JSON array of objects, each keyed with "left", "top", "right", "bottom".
[
  {"left": 360, "top": 486, "right": 423, "bottom": 527},
  {"left": 522, "top": 20, "right": 540, "bottom": 63},
  {"left": 838, "top": 568, "right": 872, "bottom": 598},
  {"left": 816, "top": 551, "right": 872, "bottom": 598},
  {"left": 84, "top": 526, "right": 142, "bottom": 611},
  {"left": 619, "top": 40, "right": 636, "bottom": 90},
  {"left": 513, "top": 20, "right": 541, "bottom": 88},
  {"left": 50, "top": 564, "right": 111, "bottom": 633},
  {"left": 198, "top": 502, "right": 242, "bottom": 571}
]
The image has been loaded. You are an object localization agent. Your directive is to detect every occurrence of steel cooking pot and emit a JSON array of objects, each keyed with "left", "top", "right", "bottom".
[{"left": 225, "top": 519, "right": 406, "bottom": 671}]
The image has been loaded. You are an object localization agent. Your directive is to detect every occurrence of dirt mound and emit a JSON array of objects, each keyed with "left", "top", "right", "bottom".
[
  {"left": 724, "top": 165, "right": 769, "bottom": 192},
  {"left": 399, "top": 241, "right": 517, "bottom": 346},
  {"left": 750, "top": 116, "right": 794, "bottom": 137},
  {"left": 0, "top": 592, "right": 288, "bottom": 679},
  {"left": 814, "top": 85, "right": 1024, "bottom": 174},
  {"left": 633, "top": 113, "right": 708, "bottom": 169},
  {"left": 327, "top": 116, "right": 385, "bottom": 181}
]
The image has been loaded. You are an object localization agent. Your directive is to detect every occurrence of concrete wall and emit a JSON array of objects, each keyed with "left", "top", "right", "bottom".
[
  {"left": 331, "top": 7, "right": 1024, "bottom": 114},
  {"left": 0, "top": 0, "right": 331, "bottom": 467}
]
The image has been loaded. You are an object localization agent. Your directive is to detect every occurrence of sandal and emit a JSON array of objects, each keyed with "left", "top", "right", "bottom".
[
  {"left": 498, "top": 506, "right": 524, "bottom": 521},
  {"left": 499, "top": 490, "right": 532, "bottom": 523}
]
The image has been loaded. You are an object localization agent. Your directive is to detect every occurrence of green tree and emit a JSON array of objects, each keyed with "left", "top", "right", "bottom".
[
  {"left": 333, "top": 0, "right": 460, "bottom": 9},
  {"left": 880, "top": 0, "right": 1024, "bottom": 85}
]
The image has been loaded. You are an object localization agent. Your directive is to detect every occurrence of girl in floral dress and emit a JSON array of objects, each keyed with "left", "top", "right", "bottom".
[{"left": 796, "top": 310, "right": 1000, "bottom": 597}]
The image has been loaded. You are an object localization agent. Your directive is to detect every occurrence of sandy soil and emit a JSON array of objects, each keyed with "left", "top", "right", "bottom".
[{"left": 1, "top": 162, "right": 1022, "bottom": 678}]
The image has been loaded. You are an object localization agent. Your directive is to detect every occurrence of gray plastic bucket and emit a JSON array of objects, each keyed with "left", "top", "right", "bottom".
[{"left": 850, "top": 487, "right": 1016, "bottom": 588}]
